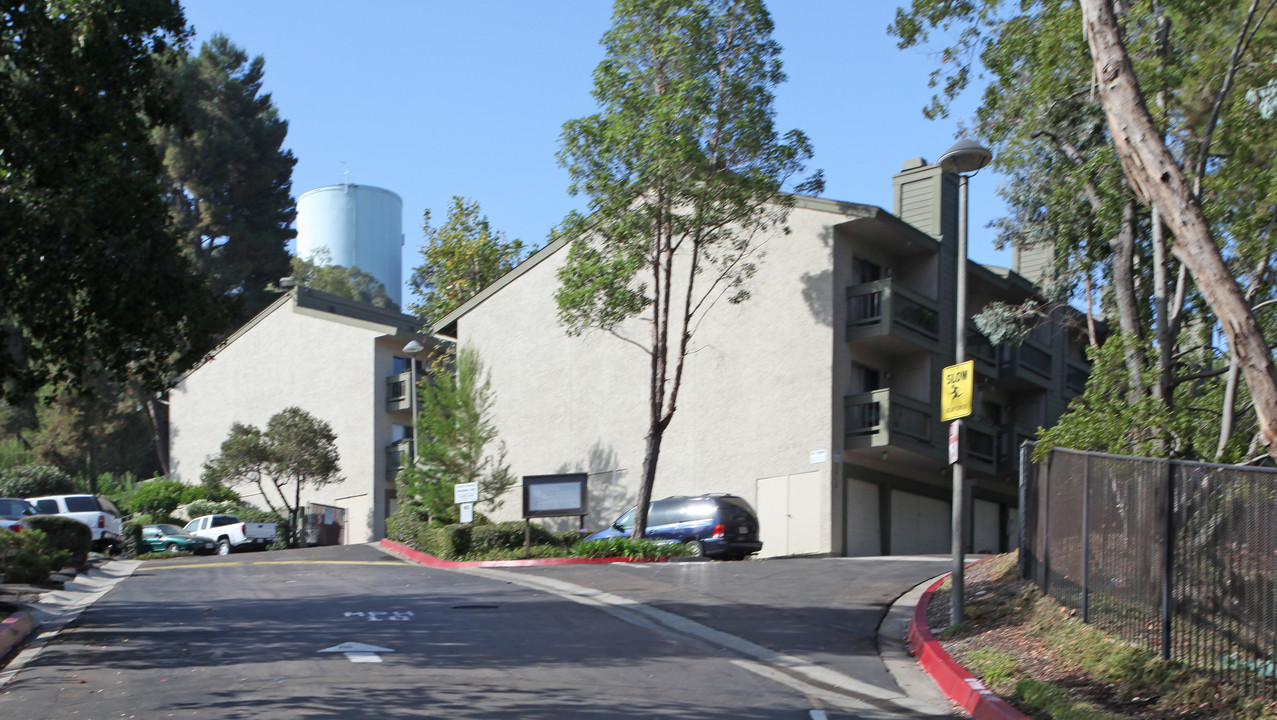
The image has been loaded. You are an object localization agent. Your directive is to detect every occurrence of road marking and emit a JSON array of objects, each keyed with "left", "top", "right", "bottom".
[
  {"left": 463, "top": 567, "right": 948, "bottom": 717},
  {"left": 146, "top": 560, "right": 398, "bottom": 570},
  {"left": 319, "top": 642, "right": 394, "bottom": 664}
]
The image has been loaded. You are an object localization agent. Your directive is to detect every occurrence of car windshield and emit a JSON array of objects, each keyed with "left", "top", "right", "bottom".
[
  {"left": 0, "top": 499, "right": 35, "bottom": 516},
  {"left": 614, "top": 508, "right": 635, "bottom": 531},
  {"left": 153, "top": 525, "right": 185, "bottom": 535}
]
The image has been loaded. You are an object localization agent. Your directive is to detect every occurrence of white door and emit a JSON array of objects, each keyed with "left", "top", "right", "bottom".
[{"left": 756, "top": 472, "right": 822, "bottom": 557}]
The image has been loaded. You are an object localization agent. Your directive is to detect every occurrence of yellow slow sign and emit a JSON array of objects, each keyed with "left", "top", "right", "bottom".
[{"left": 941, "top": 360, "right": 975, "bottom": 421}]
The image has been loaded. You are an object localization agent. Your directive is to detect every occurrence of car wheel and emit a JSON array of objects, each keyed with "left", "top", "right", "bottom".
[
  {"left": 216, "top": 538, "right": 231, "bottom": 556},
  {"left": 685, "top": 540, "right": 704, "bottom": 557},
  {"left": 166, "top": 543, "right": 180, "bottom": 553}
]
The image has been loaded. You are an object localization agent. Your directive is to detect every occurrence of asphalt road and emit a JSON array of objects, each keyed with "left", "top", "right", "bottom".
[{"left": 0, "top": 545, "right": 957, "bottom": 719}]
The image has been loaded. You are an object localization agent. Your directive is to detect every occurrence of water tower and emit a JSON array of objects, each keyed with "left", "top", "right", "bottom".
[{"left": 295, "top": 184, "right": 404, "bottom": 306}]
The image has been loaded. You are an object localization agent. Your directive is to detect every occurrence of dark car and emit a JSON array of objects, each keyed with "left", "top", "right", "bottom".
[
  {"left": 141, "top": 524, "right": 217, "bottom": 555},
  {"left": 586, "top": 494, "right": 763, "bottom": 559},
  {"left": 0, "top": 497, "right": 39, "bottom": 534}
]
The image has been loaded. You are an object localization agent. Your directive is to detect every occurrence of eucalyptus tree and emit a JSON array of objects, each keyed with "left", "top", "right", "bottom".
[
  {"left": 554, "top": 0, "right": 822, "bottom": 537},
  {"left": 891, "top": 0, "right": 1277, "bottom": 461}
]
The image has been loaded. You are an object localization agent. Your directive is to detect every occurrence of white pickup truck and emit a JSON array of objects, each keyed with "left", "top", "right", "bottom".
[{"left": 183, "top": 514, "right": 276, "bottom": 555}]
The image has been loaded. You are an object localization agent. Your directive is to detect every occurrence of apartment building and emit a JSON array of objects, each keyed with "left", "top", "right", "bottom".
[
  {"left": 168, "top": 286, "right": 442, "bottom": 543},
  {"left": 436, "top": 158, "right": 1088, "bottom": 557}
]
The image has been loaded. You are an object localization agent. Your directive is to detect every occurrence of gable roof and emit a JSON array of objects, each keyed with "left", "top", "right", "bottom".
[
  {"left": 432, "top": 194, "right": 920, "bottom": 338},
  {"left": 178, "top": 287, "right": 444, "bottom": 382}
]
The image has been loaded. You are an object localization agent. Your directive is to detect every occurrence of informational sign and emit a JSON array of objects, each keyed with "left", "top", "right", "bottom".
[
  {"left": 949, "top": 421, "right": 961, "bottom": 464},
  {"left": 454, "top": 482, "right": 479, "bottom": 504},
  {"left": 459, "top": 502, "right": 474, "bottom": 524},
  {"left": 941, "top": 360, "right": 975, "bottom": 421},
  {"left": 809, "top": 449, "right": 828, "bottom": 464},
  {"left": 523, "top": 473, "right": 588, "bottom": 518}
]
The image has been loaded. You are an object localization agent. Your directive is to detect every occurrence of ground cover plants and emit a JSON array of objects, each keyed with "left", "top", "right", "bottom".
[{"left": 928, "top": 553, "right": 1276, "bottom": 720}]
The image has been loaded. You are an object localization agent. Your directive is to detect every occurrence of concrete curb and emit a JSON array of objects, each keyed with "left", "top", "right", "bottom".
[
  {"left": 378, "top": 538, "right": 672, "bottom": 568},
  {"left": 0, "top": 612, "right": 33, "bottom": 660},
  {"left": 909, "top": 574, "right": 1030, "bottom": 720}
]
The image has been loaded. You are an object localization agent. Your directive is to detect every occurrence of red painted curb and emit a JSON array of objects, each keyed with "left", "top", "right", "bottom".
[
  {"left": 0, "top": 611, "right": 33, "bottom": 659},
  {"left": 379, "top": 538, "right": 670, "bottom": 568},
  {"left": 909, "top": 575, "right": 1030, "bottom": 720}
]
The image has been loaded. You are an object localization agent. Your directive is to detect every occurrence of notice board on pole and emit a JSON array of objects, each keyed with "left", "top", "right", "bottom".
[{"left": 522, "top": 474, "right": 588, "bottom": 519}]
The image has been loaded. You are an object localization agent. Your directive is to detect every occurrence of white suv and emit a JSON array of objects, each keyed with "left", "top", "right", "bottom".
[{"left": 28, "top": 494, "right": 124, "bottom": 552}]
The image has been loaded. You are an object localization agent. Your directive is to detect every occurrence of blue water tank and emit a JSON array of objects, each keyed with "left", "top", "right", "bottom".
[{"left": 296, "top": 184, "right": 404, "bottom": 306}]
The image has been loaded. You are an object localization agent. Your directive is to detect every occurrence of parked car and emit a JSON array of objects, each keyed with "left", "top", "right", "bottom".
[
  {"left": 0, "top": 497, "right": 39, "bottom": 534},
  {"left": 183, "top": 515, "right": 276, "bottom": 555},
  {"left": 586, "top": 494, "right": 763, "bottom": 559},
  {"left": 27, "top": 494, "right": 123, "bottom": 552},
  {"left": 141, "top": 524, "right": 217, "bottom": 555}
]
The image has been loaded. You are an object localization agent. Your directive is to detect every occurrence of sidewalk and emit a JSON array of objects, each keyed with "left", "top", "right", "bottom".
[{"left": 0, "top": 558, "right": 139, "bottom": 686}]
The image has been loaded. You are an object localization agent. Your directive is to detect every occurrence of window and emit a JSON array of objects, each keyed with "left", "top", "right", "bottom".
[
  {"left": 64, "top": 496, "right": 99, "bottom": 512},
  {"left": 35, "top": 499, "right": 57, "bottom": 514}
]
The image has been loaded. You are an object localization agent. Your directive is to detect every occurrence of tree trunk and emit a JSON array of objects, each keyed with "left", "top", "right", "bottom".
[
  {"left": 144, "top": 394, "right": 170, "bottom": 477},
  {"left": 1111, "top": 202, "right": 1146, "bottom": 399},
  {"left": 1081, "top": 0, "right": 1277, "bottom": 459}
]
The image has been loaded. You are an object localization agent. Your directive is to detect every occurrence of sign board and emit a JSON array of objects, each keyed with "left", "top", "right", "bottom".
[
  {"left": 459, "top": 502, "right": 474, "bottom": 524},
  {"left": 523, "top": 474, "right": 588, "bottom": 519},
  {"left": 941, "top": 360, "right": 975, "bottom": 421},
  {"left": 809, "top": 449, "right": 828, "bottom": 464},
  {"left": 454, "top": 482, "right": 479, "bottom": 504},
  {"left": 949, "top": 421, "right": 961, "bottom": 464}
]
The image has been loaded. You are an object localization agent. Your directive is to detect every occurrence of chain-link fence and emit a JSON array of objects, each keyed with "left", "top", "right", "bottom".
[{"left": 1021, "top": 444, "right": 1277, "bottom": 697}]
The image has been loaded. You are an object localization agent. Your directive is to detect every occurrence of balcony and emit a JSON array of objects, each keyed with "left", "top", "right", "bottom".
[
  {"left": 968, "top": 327, "right": 997, "bottom": 377},
  {"left": 997, "top": 423, "right": 1038, "bottom": 471},
  {"left": 965, "top": 418, "right": 998, "bottom": 475},
  {"left": 1065, "top": 359, "right": 1089, "bottom": 396},
  {"left": 386, "top": 438, "right": 413, "bottom": 481},
  {"left": 386, "top": 371, "right": 413, "bottom": 411},
  {"left": 846, "top": 280, "right": 940, "bottom": 354},
  {"left": 844, "top": 389, "right": 935, "bottom": 453},
  {"left": 997, "top": 340, "right": 1053, "bottom": 389}
]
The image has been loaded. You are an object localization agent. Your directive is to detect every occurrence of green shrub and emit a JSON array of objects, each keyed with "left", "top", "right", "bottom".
[
  {"left": 24, "top": 515, "right": 92, "bottom": 569},
  {"left": 0, "top": 528, "right": 67, "bottom": 584},
  {"left": 0, "top": 437, "right": 35, "bottom": 471},
  {"left": 121, "top": 520, "right": 146, "bottom": 558},
  {"left": 470, "top": 522, "right": 552, "bottom": 554},
  {"left": 96, "top": 472, "right": 139, "bottom": 513},
  {"left": 0, "top": 464, "right": 76, "bottom": 498},
  {"left": 573, "top": 538, "right": 693, "bottom": 559},
  {"left": 129, "top": 478, "right": 188, "bottom": 517}
]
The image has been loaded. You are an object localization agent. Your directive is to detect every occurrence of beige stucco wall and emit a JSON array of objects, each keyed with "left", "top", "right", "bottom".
[
  {"left": 458, "top": 204, "right": 843, "bottom": 556},
  {"left": 169, "top": 296, "right": 400, "bottom": 543}
]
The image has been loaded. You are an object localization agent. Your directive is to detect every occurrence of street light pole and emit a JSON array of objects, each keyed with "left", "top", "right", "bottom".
[
  {"left": 402, "top": 340, "right": 425, "bottom": 463},
  {"left": 938, "top": 139, "right": 991, "bottom": 627}
]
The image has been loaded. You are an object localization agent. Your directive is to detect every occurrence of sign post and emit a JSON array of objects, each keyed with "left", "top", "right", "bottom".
[{"left": 454, "top": 482, "right": 478, "bottom": 524}]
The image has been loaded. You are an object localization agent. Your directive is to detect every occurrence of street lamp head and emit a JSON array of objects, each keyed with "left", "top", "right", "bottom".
[
  {"left": 938, "top": 139, "right": 993, "bottom": 175},
  {"left": 402, "top": 340, "right": 425, "bottom": 354}
]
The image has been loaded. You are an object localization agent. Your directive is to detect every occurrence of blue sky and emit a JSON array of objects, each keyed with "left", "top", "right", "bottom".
[{"left": 182, "top": 0, "right": 1007, "bottom": 300}]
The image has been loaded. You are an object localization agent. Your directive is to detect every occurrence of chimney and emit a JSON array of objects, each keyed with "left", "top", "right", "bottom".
[{"left": 892, "top": 157, "right": 958, "bottom": 244}]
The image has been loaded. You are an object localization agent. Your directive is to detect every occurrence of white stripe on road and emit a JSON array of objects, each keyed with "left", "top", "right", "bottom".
[{"left": 462, "top": 567, "right": 949, "bottom": 717}]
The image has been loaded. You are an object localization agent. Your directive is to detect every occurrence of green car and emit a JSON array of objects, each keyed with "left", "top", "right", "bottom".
[{"left": 142, "top": 524, "right": 217, "bottom": 555}]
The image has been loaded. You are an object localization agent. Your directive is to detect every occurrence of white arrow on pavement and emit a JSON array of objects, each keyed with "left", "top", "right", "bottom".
[{"left": 318, "top": 642, "right": 395, "bottom": 663}]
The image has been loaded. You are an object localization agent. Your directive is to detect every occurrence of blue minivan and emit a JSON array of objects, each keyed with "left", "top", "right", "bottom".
[{"left": 586, "top": 494, "right": 763, "bottom": 559}]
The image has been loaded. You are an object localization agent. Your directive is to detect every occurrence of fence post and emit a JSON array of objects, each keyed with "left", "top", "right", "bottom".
[
  {"left": 1018, "top": 441, "right": 1030, "bottom": 580},
  {"left": 1161, "top": 458, "right": 1175, "bottom": 661},
  {"left": 1042, "top": 449, "right": 1051, "bottom": 596},
  {"left": 1082, "top": 453, "right": 1090, "bottom": 624}
]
